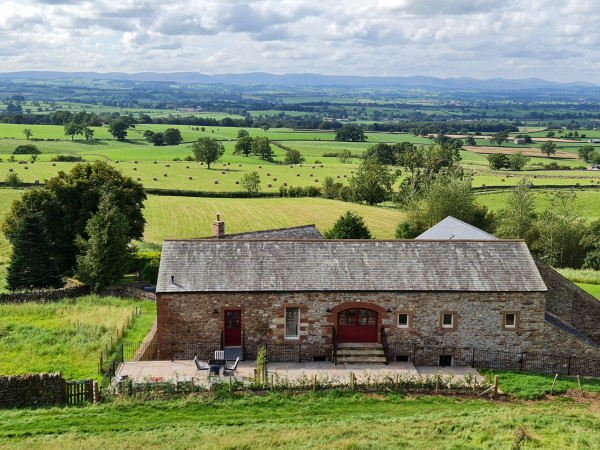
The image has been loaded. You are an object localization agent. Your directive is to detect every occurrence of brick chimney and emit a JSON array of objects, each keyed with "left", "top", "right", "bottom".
[{"left": 213, "top": 213, "right": 225, "bottom": 238}]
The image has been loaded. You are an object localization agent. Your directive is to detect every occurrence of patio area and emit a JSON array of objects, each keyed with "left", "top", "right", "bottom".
[{"left": 115, "top": 359, "right": 481, "bottom": 385}]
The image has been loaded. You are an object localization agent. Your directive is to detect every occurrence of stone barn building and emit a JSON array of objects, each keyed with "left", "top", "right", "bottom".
[{"left": 155, "top": 216, "right": 600, "bottom": 365}]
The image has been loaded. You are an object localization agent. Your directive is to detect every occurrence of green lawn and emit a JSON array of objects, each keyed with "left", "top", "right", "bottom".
[
  {"left": 0, "top": 296, "right": 156, "bottom": 380},
  {"left": 576, "top": 283, "right": 600, "bottom": 299},
  {"left": 0, "top": 394, "right": 599, "bottom": 448}
]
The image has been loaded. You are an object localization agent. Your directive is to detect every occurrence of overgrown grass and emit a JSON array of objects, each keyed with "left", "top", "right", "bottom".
[
  {"left": 479, "top": 369, "right": 600, "bottom": 400},
  {"left": 0, "top": 296, "right": 156, "bottom": 380},
  {"left": 1, "top": 393, "right": 599, "bottom": 448},
  {"left": 557, "top": 268, "right": 600, "bottom": 285}
]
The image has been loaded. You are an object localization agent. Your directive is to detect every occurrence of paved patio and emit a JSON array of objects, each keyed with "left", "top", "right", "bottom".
[{"left": 115, "top": 359, "right": 480, "bottom": 385}]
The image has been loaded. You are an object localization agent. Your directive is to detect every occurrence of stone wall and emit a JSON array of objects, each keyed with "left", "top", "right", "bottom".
[
  {"left": 0, "top": 373, "right": 64, "bottom": 409},
  {"left": 535, "top": 259, "right": 600, "bottom": 344},
  {"left": 157, "top": 290, "right": 547, "bottom": 359},
  {"left": 542, "top": 321, "right": 600, "bottom": 359},
  {"left": 0, "top": 284, "right": 90, "bottom": 304}
]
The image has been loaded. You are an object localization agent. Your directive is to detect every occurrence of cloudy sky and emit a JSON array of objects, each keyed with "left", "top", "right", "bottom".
[{"left": 1, "top": 0, "right": 599, "bottom": 82}]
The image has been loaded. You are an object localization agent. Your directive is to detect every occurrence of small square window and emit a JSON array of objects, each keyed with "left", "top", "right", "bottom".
[
  {"left": 398, "top": 313, "right": 409, "bottom": 328},
  {"left": 442, "top": 313, "right": 454, "bottom": 328},
  {"left": 504, "top": 313, "right": 517, "bottom": 329}
]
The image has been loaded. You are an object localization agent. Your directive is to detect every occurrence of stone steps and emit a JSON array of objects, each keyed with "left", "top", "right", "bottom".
[{"left": 336, "top": 342, "right": 387, "bottom": 364}]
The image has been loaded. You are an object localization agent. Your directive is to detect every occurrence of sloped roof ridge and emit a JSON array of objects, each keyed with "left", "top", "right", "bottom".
[{"left": 416, "top": 216, "right": 498, "bottom": 240}]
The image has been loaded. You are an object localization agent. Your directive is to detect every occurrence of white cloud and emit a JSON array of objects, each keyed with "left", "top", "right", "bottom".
[{"left": 0, "top": 0, "right": 598, "bottom": 82}]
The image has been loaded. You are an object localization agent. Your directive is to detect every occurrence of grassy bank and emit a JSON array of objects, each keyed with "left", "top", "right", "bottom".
[
  {"left": 0, "top": 296, "right": 156, "bottom": 380},
  {"left": 0, "top": 393, "right": 599, "bottom": 448}
]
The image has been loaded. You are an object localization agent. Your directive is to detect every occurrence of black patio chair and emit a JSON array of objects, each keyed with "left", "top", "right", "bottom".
[{"left": 223, "top": 357, "right": 240, "bottom": 376}]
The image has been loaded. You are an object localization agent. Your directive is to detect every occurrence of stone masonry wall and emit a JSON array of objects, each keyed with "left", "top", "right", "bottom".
[
  {"left": 542, "top": 321, "right": 600, "bottom": 359},
  {"left": 157, "top": 290, "right": 547, "bottom": 359},
  {"left": 0, "top": 373, "right": 64, "bottom": 409},
  {"left": 535, "top": 259, "right": 600, "bottom": 345}
]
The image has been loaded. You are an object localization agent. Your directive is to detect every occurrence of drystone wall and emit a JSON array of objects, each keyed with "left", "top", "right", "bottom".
[
  {"left": 0, "top": 285, "right": 90, "bottom": 304},
  {"left": 0, "top": 373, "right": 64, "bottom": 409}
]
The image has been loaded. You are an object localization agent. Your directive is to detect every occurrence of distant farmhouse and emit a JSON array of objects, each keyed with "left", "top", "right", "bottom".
[
  {"left": 589, "top": 139, "right": 600, "bottom": 144},
  {"left": 514, "top": 138, "right": 526, "bottom": 145},
  {"left": 155, "top": 216, "right": 600, "bottom": 365}
]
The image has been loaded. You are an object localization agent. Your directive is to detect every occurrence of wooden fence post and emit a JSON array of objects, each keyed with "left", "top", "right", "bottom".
[
  {"left": 229, "top": 376, "right": 232, "bottom": 393},
  {"left": 395, "top": 373, "right": 399, "bottom": 391},
  {"left": 313, "top": 374, "right": 317, "bottom": 392},
  {"left": 350, "top": 372, "right": 355, "bottom": 391},
  {"left": 493, "top": 375, "right": 499, "bottom": 398},
  {"left": 435, "top": 373, "right": 439, "bottom": 393},
  {"left": 550, "top": 373, "right": 559, "bottom": 395},
  {"left": 93, "top": 381, "right": 99, "bottom": 403},
  {"left": 154, "top": 379, "right": 158, "bottom": 398},
  {"left": 577, "top": 375, "right": 584, "bottom": 397},
  {"left": 472, "top": 376, "right": 477, "bottom": 395}
]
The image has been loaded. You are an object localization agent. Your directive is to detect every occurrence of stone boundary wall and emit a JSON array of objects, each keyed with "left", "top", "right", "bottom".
[
  {"left": 100, "top": 283, "right": 156, "bottom": 301},
  {"left": 535, "top": 259, "right": 600, "bottom": 344},
  {"left": 0, "top": 373, "right": 64, "bottom": 409},
  {"left": 0, "top": 285, "right": 90, "bottom": 304},
  {"left": 543, "top": 321, "right": 600, "bottom": 359}
]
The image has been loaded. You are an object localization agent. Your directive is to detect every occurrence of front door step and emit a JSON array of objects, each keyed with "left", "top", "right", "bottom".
[{"left": 336, "top": 342, "right": 386, "bottom": 364}]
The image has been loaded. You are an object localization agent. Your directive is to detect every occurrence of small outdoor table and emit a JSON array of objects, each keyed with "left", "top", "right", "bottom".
[{"left": 208, "top": 359, "right": 226, "bottom": 376}]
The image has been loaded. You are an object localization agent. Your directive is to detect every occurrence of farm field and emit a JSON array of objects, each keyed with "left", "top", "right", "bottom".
[
  {"left": 0, "top": 394, "right": 599, "bottom": 448},
  {"left": 0, "top": 296, "right": 156, "bottom": 380},
  {"left": 475, "top": 189, "right": 600, "bottom": 220},
  {"left": 142, "top": 196, "right": 405, "bottom": 243}
]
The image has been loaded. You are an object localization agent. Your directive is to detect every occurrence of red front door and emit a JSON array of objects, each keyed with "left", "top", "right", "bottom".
[
  {"left": 224, "top": 310, "right": 242, "bottom": 346},
  {"left": 337, "top": 308, "right": 378, "bottom": 343}
]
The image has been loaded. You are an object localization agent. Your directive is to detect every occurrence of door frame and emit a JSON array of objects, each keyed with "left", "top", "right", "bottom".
[
  {"left": 337, "top": 307, "right": 379, "bottom": 343},
  {"left": 223, "top": 308, "right": 243, "bottom": 347},
  {"left": 327, "top": 302, "right": 388, "bottom": 344}
]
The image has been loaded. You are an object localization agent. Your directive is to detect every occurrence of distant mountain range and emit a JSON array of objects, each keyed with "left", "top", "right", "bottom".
[{"left": 0, "top": 71, "right": 596, "bottom": 90}]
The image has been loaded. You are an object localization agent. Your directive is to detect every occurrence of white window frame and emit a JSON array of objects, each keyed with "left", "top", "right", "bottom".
[
  {"left": 397, "top": 313, "right": 409, "bottom": 329},
  {"left": 442, "top": 313, "right": 454, "bottom": 329},
  {"left": 284, "top": 307, "right": 300, "bottom": 339}
]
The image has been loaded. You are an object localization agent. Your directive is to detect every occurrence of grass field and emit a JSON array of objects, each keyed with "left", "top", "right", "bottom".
[
  {"left": 0, "top": 296, "right": 156, "bottom": 380},
  {"left": 576, "top": 283, "right": 600, "bottom": 299},
  {"left": 142, "top": 196, "right": 405, "bottom": 243},
  {"left": 0, "top": 393, "right": 599, "bottom": 448}
]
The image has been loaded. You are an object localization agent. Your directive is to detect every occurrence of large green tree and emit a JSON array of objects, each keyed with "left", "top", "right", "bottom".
[
  {"left": 251, "top": 136, "right": 273, "bottom": 161},
  {"left": 349, "top": 158, "right": 399, "bottom": 205},
  {"left": 6, "top": 211, "right": 62, "bottom": 291},
  {"left": 496, "top": 178, "right": 537, "bottom": 241},
  {"left": 2, "top": 161, "right": 146, "bottom": 275},
  {"left": 192, "top": 137, "right": 225, "bottom": 169},
  {"left": 108, "top": 117, "right": 136, "bottom": 140},
  {"left": 233, "top": 136, "right": 253, "bottom": 156},
  {"left": 335, "top": 123, "right": 366, "bottom": 142},
  {"left": 163, "top": 128, "right": 183, "bottom": 146},
  {"left": 323, "top": 211, "right": 372, "bottom": 239},
  {"left": 540, "top": 141, "right": 557, "bottom": 158},
  {"left": 240, "top": 171, "right": 261, "bottom": 195},
  {"left": 76, "top": 195, "right": 131, "bottom": 292}
]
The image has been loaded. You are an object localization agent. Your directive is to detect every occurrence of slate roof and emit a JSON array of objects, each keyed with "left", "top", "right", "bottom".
[
  {"left": 156, "top": 239, "right": 547, "bottom": 294},
  {"left": 214, "top": 224, "right": 323, "bottom": 240},
  {"left": 416, "top": 216, "right": 498, "bottom": 241}
]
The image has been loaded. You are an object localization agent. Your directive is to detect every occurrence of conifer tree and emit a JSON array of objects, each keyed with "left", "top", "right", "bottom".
[
  {"left": 76, "top": 195, "right": 130, "bottom": 292},
  {"left": 6, "top": 212, "right": 62, "bottom": 291}
]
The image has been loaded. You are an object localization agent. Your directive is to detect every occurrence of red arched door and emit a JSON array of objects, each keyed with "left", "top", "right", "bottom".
[{"left": 337, "top": 308, "right": 378, "bottom": 343}]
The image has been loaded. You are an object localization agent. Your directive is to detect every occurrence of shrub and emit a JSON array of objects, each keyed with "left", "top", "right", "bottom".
[
  {"left": 130, "top": 251, "right": 161, "bottom": 272},
  {"left": 140, "top": 260, "right": 160, "bottom": 284},
  {"left": 13, "top": 144, "right": 41, "bottom": 155},
  {"left": 50, "top": 154, "right": 83, "bottom": 162},
  {"left": 5, "top": 172, "right": 22, "bottom": 188}
]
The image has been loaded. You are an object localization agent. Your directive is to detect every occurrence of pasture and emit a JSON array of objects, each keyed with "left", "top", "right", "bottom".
[
  {"left": 0, "top": 296, "right": 156, "bottom": 380},
  {"left": 1, "top": 394, "right": 599, "bottom": 448},
  {"left": 142, "top": 196, "right": 405, "bottom": 243}
]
